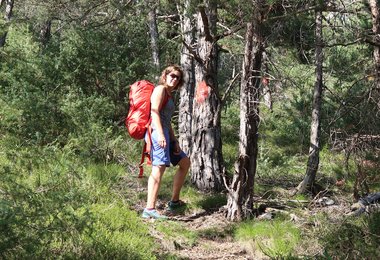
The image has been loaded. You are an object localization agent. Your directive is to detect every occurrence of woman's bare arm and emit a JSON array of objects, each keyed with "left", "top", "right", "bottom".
[{"left": 151, "top": 85, "right": 166, "bottom": 147}]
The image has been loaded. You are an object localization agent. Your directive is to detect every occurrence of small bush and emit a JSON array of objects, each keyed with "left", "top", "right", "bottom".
[
  {"left": 0, "top": 143, "right": 156, "bottom": 259},
  {"left": 322, "top": 214, "right": 380, "bottom": 259}
]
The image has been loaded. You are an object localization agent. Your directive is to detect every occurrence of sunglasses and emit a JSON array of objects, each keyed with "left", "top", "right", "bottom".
[{"left": 168, "top": 73, "right": 181, "bottom": 80}]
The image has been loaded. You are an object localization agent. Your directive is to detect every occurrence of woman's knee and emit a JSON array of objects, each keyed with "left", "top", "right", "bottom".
[
  {"left": 179, "top": 156, "right": 190, "bottom": 171},
  {"left": 151, "top": 165, "right": 166, "bottom": 177}
]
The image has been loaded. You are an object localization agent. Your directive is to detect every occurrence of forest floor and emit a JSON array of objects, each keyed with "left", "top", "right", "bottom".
[
  {"left": 153, "top": 206, "right": 250, "bottom": 260},
  {"left": 137, "top": 200, "right": 254, "bottom": 259},
  {"left": 120, "top": 173, "right": 379, "bottom": 260},
  {"left": 122, "top": 173, "right": 252, "bottom": 259}
]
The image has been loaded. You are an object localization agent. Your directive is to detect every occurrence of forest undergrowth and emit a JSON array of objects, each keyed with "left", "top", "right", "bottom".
[
  {"left": 0, "top": 93, "right": 378, "bottom": 259},
  {"left": 1, "top": 106, "right": 379, "bottom": 259},
  {"left": 117, "top": 159, "right": 380, "bottom": 260}
]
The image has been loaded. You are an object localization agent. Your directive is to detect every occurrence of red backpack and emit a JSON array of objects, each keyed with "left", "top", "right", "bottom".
[
  {"left": 125, "top": 80, "right": 169, "bottom": 177},
  {"left": 126, "top": 80, "right": 155, "bottom": 139}
]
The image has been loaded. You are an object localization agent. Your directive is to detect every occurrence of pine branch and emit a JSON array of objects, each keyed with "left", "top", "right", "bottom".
[
  {"left": 215, "top": 23, "right": 245, "bottom": 41},
  {"left": 221, "top": 72, "right": 241, "bottom": 104},
  {"left": 323, "top": 37, "right": 380, "bottom": 48},
  {"left": 182, "top": 40, "right": 203, "bottom": 65}
]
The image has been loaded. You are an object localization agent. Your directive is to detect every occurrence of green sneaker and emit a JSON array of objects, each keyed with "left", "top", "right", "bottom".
[
  {"left": 167, "top": 200, "right": 186, "bottom": 211},
  {"left": 142, "top": 209, "right": 168, "bottom": 220}
]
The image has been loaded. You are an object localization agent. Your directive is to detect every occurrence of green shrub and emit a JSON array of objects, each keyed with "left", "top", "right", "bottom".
[
  {"left": 0, "top": 143, "right": 156, "bottom": 259},
  {"left": 78, "top": 204, "right": 156, "bottom": 260},
  {"left": 322, "top": 214, "right": 380, "bottom": 259}
]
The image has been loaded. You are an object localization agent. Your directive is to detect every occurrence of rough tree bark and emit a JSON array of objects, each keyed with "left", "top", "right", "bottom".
[
  {"left": 0, "top": 0, "right": 14, "bottom": 47},
  {"left": 296, "top": 6, "right": 324, "bottom": 194},
  {"left": 226, "top": 0, "right": 265, "bottom": 221},
  {"left": 178, "top": 0, "right": 195, "bottom": 155},
  {"left": 3, "top": 0, "right": 12, "bottom": 21},
  {"left": 191, "top": 1, "right": 224, "bottom": 192},
  {"left": 261, "top": 51, "right": 272, "bottom": 110},
  {"left": 148, "top": 1, "right": 160, "bottom": 70},
  {"left": 369, "top": 0, "right": 380, "bottom": 109}
]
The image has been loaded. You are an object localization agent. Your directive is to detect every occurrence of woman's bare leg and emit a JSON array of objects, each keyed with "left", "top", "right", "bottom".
[
  {"left": 171, "top": 156, "right": 190, "bottom": 201},
  {"left": 146, "top": 165, "right": 166, "bottom": 209}
]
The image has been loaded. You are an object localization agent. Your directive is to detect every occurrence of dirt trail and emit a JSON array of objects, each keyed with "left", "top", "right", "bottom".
[
  {"left": 119, "top": 174, "right": 256, "bottom": 259},
  {"left": 118, "top": 173, "right": 362, "bottom": 259},
  {"left": 174, "top": 211, "right": 251, "bottom": 259},
  {"left": 152, "top": 208, "right": 255, "bottom": 260}
]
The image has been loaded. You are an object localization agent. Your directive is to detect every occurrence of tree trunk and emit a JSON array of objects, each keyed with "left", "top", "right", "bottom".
[
  {"left": 191, "top": 1, "right": 224, "bottom": 192},
  {"left": 261, "top": 51, "right": 272, "bottom": 110},
  {"left": 226, "top": 1, "right": 264, "bottom": 221},
  {"left": 369, "top": 0, "right": 380, "bottom": 108},
  {"left": 3, "top": 0, "right": 12, "bottom": 21},
  {"left": 40, "top": 20, "right": 52, "bottom": 46},
  {"left": 296, "top": 7, "right": 324, "bottom": 194},
  {"left": 0, "top": 0, "right": 14, "bottom": 47},
  {"left": 178, "top": 0, "right": 195, "bottom": 155},
  {"left": 148, "top": 2, "right": 160, "bottom": 70}
]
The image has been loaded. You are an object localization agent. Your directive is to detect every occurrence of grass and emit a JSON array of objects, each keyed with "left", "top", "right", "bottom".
[
  {"left": 1, "top": 105, "right": 379, "bottom": 259},
  {"left": 235, "top": 219, "right": 301, "bottom": 258},
  {"left": 219, "top": 104, "right": 380, "bottom": 259},
  {"left": 156, "top": 221, "right": 199, "bottom": 248},
  {"left": 320, "top": 212, "right": 380, "bottom": 259},
  {"left": 1, "top": 139, "right": 379, "bottom": 259},
  {"left": 79, "top": 204, "right": 157, "bottom": 259},
  {"left": 0, "top": 141, "right": 158, "bottom": 259}
]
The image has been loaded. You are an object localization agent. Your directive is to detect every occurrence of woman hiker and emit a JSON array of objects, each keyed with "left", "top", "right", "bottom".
[{"left": 142, "top": 65, "right": 190, "bottom": 220}]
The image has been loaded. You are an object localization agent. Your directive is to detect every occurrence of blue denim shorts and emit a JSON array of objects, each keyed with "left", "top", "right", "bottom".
[{"left": 148, "top": 128, "right": 187, "bottom": 167}]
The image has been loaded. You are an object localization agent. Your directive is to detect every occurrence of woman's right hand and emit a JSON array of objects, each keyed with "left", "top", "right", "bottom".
[{"left": 158, "top": 134, "right": 166, "bottom": 148}]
